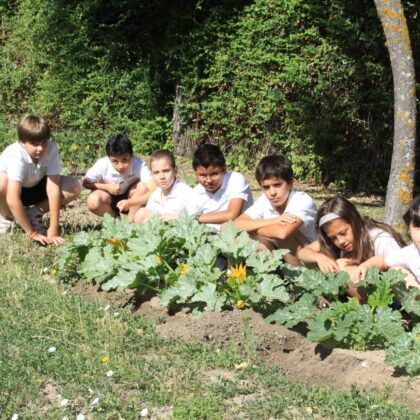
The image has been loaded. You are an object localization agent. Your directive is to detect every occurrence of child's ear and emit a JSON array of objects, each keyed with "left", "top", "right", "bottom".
[{"left": 288, "top": 178, "right": 294, "bottom": 188}]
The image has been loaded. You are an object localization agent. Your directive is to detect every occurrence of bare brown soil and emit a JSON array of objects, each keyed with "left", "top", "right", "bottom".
[{"left": 67, "top": 282, "right": 420, "bottom": 409}]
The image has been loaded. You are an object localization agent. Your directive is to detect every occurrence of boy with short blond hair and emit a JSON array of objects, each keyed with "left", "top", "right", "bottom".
[{"left": 0, "top": 115, "right": 81, "bottom": 245}]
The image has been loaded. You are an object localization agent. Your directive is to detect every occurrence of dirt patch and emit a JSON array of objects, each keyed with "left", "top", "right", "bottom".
[
  {"left": 65, "top": 282, "right": 420, "bottom": 409},
  {"left": 156, "top": 307, "right": 420, "bottom": 409}
]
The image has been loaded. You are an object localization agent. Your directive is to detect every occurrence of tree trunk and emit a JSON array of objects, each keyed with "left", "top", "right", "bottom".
[
  {"left": 373, "top": 0, "right": 416, "bottom": 228},
  {"left": 172, "top": 85, "right": 197, "bottom": 157}
]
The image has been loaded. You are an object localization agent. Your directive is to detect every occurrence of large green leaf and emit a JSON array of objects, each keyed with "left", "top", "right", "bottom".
[
  {"left": 266, "top": 293, "right": 316, "bottom": 328},
  {"left": 101, "top": 270, "right": 137, "bottom": 291},
  {"left": 191, "top": 283, "right": 226, "bottom": 312}
]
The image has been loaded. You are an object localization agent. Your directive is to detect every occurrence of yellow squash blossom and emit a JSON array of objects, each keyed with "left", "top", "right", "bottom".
[
  {"left": 180, "top": 263, "right": 189, "bottom": 276},
  {"left": 235, "top": 300, "right": 245, "bottom": 309},
  {"left": 107, "top": 238, "right": 127, "bottom": 249},
  {"left": 228, "top": 263, "right": 247, "bottom": 283},
  {"left": 156, "top": 256, "right": 162, "bottom": 265}
]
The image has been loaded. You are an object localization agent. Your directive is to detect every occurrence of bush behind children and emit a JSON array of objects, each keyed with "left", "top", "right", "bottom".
[{"left": 1, "top": 116, "right": 419, "bottom": 296}]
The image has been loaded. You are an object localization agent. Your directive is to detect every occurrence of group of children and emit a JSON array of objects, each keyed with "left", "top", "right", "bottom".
[{"left": 0, "top": 115, "right": 419, "bottom": 295}]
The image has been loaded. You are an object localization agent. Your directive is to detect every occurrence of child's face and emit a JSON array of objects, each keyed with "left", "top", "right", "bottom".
[
  {"left": 323, "top": 219, "right": 355, "bottom": 253},
  {"left": 409, "top": 223, "right": 420, "bottom": 249},
  {"left": 260, "top": 176, "right": 292, "bottom": 209},
  {"left": 109, "top": 153, "right": 132, "bottom": 175},
  {"left": 151, "top": 157, "right": 177, "bottom": 192},
  {"left": 194, "top": 165, "right": 225, "bottom": 193},
  {"left": 20, "top": 139, "right": 49, "bottom": 162}
]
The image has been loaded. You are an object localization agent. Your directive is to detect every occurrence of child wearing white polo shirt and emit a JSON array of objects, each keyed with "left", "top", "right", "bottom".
[
  {"left": 83, "top": 134, "right": 155, "bottom": 220},
  {"left": 134, "top": 149, "right": 192, "bottom": 223},
  {"left": 234, "top": 154, "right": 317, "bottom": 266},
  {"left": 186, "top": 144, "right": 253, "bottom": 231},
  {"left": 0, "top": 115, "right": 81, "bottom": 245},
  {"left": 353, "top": 194, "right": 420, "bottom": 289}
]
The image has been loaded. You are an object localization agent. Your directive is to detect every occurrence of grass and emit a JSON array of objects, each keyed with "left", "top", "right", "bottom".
[{"left": 1, "top": 232, "right": 419, "bottom": 418}]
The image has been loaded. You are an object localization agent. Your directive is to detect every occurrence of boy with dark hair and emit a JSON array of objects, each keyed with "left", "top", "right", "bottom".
[
  {"left": 83, "top": 134, "right": 155, "bottom": 220},
  {"left": 0, "top": 115, "right": 81, "bottom": 245},
  {"left": 187, "top": 143, "right": 253, "bottom": 230},
  {"left": 234, "top": 154, "right": 317, "bottom": 265}
]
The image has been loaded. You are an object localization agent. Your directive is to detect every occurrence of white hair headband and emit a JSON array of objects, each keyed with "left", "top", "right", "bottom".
[{"left": 319, "top": 212, "right": 341, "bottom": 228}]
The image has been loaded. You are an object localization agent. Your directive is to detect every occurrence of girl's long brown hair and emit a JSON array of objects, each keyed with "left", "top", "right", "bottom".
[{"left": 317, "top": 196, "right": 405, "bottom": 264}]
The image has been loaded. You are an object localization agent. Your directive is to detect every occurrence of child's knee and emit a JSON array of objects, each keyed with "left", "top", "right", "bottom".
[
  {"left": 62, "top": 176, "right": 81, "bottom": 199},
  {"left": 87, "top": 192, "right": 104, "bottom": 210},
  {"left": 0, "top": 174, "right": 8, "bottom": 198},
  {"left": 134, "top": 208, "right": 148, "bottom": 224}
]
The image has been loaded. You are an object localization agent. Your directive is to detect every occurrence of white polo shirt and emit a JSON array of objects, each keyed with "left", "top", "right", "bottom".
[
  {"left": 245, "top": 188, "right": 317, "bottom": 242},
  {"left": 186, "top": 171, "right": 253, "bottom": 230},
  {"left": 0, "top": 141, "right": 62, "bottom": 187},
  {"left": 385, "top": 244, "right": 420, "bottom": 281},
  {"left": 368, "top": 228, "right": 402, "bottom": 257},
  {"left": 146, "top": 179, "right": 192, "bottom": 214},
  {"left": 84, "top": 156, "right": 152, "bottom": 194}
]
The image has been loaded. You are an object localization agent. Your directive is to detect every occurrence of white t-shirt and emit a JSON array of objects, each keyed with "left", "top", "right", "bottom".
[
  {"left": 146, "top": 179, "right": 192, "bottom": 214},
  {"left": 385, "top": 244, "right": 420, "bottom": 280},
  {"left": 84, "top": 156, "right": 152, "bottom": 194},
  {"left": 368, "top": 228, "right": 402, "bottom": 257},
  {"left": 0, "top": 141, "right": 62, "bottom": 187},
  {"left": 245, "top": 188, "right": 317, "bottom": 242},
  {"left": 186, "top": 171, "right": 253, "bottom": 230}
]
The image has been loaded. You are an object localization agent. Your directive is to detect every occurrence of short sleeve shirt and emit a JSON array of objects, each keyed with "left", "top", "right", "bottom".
[
  {"left": 368, "top": 228, "right": 402, "bottom": 257},
  {"left": 385, "top": 244, "right": 420, "bottom": 280},
  {"left": 146, "top": 179, "right": 192, "bottom": 214},
  {"left": 84, "top": 156, "right": 152, "bottom": 194},
  {"left": 186, "top": 171, "right": 253, "bottom": 230},
  {"left": 245, "top": 189, "right": 317, "bottom": 242},
  {"left": 0, "top": 141, "right": 62, "bottom": 187}
]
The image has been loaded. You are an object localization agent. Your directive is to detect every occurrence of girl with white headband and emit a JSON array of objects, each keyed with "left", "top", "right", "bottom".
[{"left": 297, "top": 196, "right": 404, "bottom": 301}]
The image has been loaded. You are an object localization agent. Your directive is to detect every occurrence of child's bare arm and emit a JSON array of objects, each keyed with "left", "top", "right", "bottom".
[
  {"left": 297, "top": 241, "right": 340, "bottom": 273},
  {"left": 256, "top": 216, "right": 302, "bottom": 240},
  {"left": 197, "top": 198, "right": 244, "bottom": 224},
  {"left": 234, "top": 212, "right": 296, "bottom": 232},
  {"left": 349, "top": 256, "right": 387, "bottom": 283},
  {"left": 117, "top": 180, "right": 157, "bottom": 211},
  {"left": 6, "top": 180, "right": 49, "bottom": 244},
  {"left": 6, "top": 180, "right": 33, "bottom": 235},
  {"left": 82, "top": 178, "right": 121, "bottom": 195},
  {"left": 46, "top": 175, "right": 64, "bottom": 244}
]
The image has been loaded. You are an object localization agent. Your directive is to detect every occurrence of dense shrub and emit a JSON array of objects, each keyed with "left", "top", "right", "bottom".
[{"left": 0, "top": 0, "right": 418, "bottom": 188}]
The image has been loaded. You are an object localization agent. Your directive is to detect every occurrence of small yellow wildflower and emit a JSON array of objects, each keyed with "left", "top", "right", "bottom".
[
  {"left": 416, "top": 335, "right": 420, "bottom": 341},
  {"left": 234, "top": 361, "right": 248, "bottom": 370},
  {"left": 156, "top": 256, "right": 162, "bottom": 265},
  {"left": 228, "top": 263, "right": 247, "bottom": 283},
  {"left": 235, "top": 300, "right": 245, "bottom": 309},
  {"left": 180, "top": 263, "right": 189, "bottom": 276},
  {"left": 50, "top": 268, "right": 57, "bottom": 276},
  {"left": 70, "top": 143, "right": 78, "bottom": 151},
  {"left": 101, "top": 355, "right": 110, "bottom": 363}
]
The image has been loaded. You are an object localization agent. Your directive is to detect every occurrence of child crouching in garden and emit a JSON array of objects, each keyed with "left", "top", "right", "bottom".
[
  {"left": 83, "top": 134, "right": 156, "bottom": 221},
  {"left": 186, "top": 144, "right": 253, "bottom": 231},
  {"left": 134, "top": 149, "right": 192, "bottom": 223},
  {"left": 297, "top": 196, "right": 405, "bottom": 301},
  {"left": 0, "top": 115, "right": 81, "bottom": 245},
  {"left": 352, "top": 195, "right": 420, "bottom": 289},
  {"left": 234, "top": 154, "right": 317, "bottom": 266}
]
